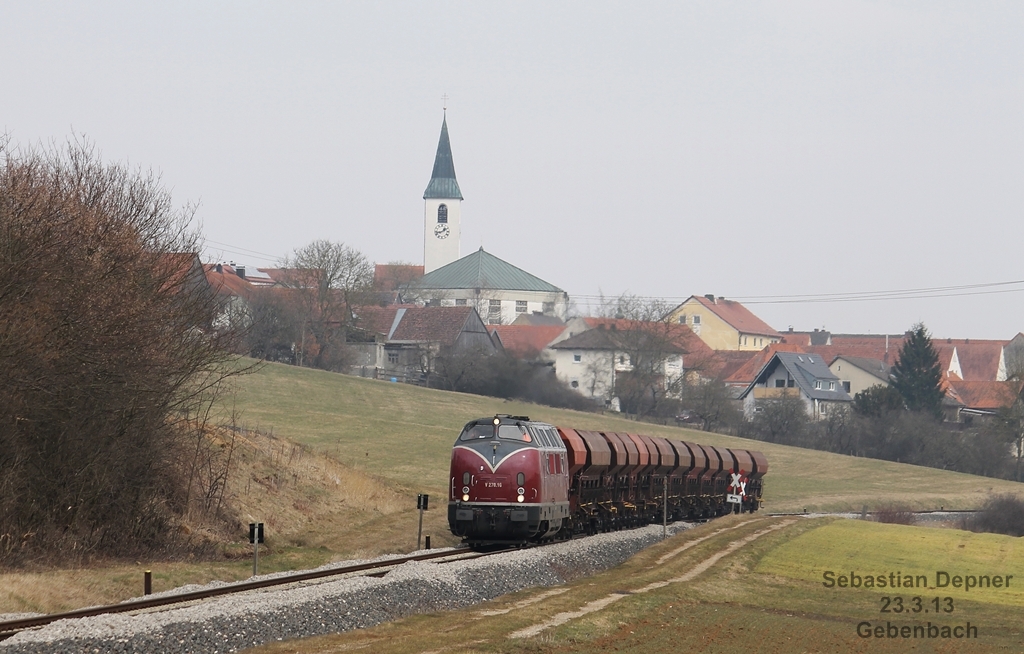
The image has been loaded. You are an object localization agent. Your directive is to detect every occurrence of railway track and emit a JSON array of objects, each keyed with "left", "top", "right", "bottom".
[{"left": 0, "top": 546, "right": 489, "bottom": 642}]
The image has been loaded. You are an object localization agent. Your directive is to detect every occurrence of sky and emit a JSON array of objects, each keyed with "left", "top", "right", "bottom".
[{"left": 3, "top": 2, "right": 1023, "bottom": 339}]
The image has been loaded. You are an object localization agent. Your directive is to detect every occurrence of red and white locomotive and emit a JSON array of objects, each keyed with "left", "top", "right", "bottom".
[{"left": 448, "top": 415, "right": 767, "bottom": 546}]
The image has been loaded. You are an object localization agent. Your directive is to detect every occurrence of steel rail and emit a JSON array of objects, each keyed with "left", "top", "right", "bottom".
[{"left": 0, "top": 546, "right": 479, "bottom": 640}]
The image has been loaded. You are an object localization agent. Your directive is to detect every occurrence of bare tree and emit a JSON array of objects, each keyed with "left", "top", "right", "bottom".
[
  {"left": 0, "top": 137, "right": 245, "bottom": 561},
  {"left": 599, "top": 294, "right": 696, "bottom": 419},
  {"left": 284, "top": 240, "right": 374, "bottom": 370}
]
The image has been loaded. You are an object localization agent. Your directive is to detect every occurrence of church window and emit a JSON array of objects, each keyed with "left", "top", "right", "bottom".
[
  {"left": 455, "top": 298, "right": 466, "bottom": 306},
  {"left": 515, "top": 300, "right": 528, "bottom": 313},
  {"left": 387, "top": 351, "right": 399, "bottom": 364},
  {"left": 437, "top": 204, "right": 448, "bottom": 223},
  {"left": 488, "top": 299, "right": 502, "bottom": 324},
  {"left": 542, "top": 302, "right": 554, "bottom": 314}
]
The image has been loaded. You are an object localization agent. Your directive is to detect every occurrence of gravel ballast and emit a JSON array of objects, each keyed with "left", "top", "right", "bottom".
[{"left": 1, "top": 523, "right": 692, "bottom": 653}]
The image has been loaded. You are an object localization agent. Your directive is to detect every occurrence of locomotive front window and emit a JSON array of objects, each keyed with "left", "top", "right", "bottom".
[
  {"left": 459, "top": 424, "right": 493, "bottom": 440},
  {"left": 498, "top": 424, "right": 531, "bottom": 441}
]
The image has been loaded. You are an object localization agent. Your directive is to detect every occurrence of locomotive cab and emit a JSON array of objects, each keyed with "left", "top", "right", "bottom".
[{"left": 448, "top": 415, "right": 571, "bottom": 546}]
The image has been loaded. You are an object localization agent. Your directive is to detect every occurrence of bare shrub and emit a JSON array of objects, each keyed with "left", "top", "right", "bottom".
[
  {"left": 962, "top": 494, "right": 1024, "bottom": 537},
  {"left": 874, "top": 504, "right": 916, "bottom": 525},
  {"left": 0, "top": 138, "right": 245, "bottom": 564}
]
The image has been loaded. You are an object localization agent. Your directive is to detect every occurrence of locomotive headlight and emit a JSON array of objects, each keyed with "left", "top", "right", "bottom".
[
  {"left": 462, "top": 494, "right": 470, "bottom": 502},
  {"left": 517, "top": 494, "right": 524, "bottom": 503}
]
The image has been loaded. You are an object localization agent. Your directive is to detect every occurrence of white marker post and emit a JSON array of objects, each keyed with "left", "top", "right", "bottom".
[{"left": 249, "top": 523, "right": 264, "bottom": 576}]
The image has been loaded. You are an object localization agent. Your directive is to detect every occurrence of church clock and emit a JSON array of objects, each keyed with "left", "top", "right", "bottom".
[{"left": 434, "top": 224, "right": 450, "bottom": 239}]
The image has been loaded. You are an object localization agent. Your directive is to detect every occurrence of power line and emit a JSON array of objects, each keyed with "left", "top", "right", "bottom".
[
  {"left": 202, "top": 239, "right": 287, "bottom": 265},
  {"left": 569, "top": 278, "right": 1024, "bottom": 306}
]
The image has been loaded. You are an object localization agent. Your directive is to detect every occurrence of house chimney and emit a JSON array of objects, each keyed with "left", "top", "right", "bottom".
[
  {"left": 236, "top": 266, "right": 246, "bottom": 278},
  {"left": 215, "top": 263, "right": 223, "bottom": 273},
  {"left": 704, "top": 294, "right": 716, "bottom": 303}
]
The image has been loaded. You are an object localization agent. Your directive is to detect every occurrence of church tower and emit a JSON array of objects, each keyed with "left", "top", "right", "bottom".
[{"left": 423, "top": 114, "right": 463, "bottom": 274}]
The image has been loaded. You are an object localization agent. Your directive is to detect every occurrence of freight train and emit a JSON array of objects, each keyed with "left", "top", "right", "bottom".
[{"left": 448, "top": 415, "right": 767, "bottom": 546}]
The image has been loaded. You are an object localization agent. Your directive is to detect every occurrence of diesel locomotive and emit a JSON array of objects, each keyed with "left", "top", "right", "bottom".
[{"left": 448, "top": 415, "right": 767, "bottom": 546}]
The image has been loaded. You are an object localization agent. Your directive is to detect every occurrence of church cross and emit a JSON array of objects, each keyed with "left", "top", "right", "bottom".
[{"left": 441, "top": 93, "right": 449, "bottom": 111}]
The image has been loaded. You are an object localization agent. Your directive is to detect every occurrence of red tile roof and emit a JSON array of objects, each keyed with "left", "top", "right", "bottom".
[
  {"left": 710, "top": 350, "right": 761, "bottom": 381},
  {"left": 724, "top": 343, "right": 807, "bottom": 385},
  {"left": 490, "top": 325, "right": 564, "bottom": 358},
  {"left": 203, "top": 263, "right": 255, "bottom": 299},
  {"left": 390, "top": 306, "right": 478, "bottom": 347},
  {"left": 938, "top": 339, "right": 1008, "bottom": 381},
  {"left": 552, "top": 321, "right": 715, "bottom": 362},
  {"left": 374, "top": 264, "right": 424, "bottom": 291},
  {"left": 947, "top": 380, "right": 1021, "bottom": 410},
  {"left": 687, "top": 296, "right": 780, "bottom": 337}
]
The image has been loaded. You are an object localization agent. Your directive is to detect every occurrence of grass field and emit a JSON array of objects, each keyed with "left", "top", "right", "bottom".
[
  {"left": 3, "top": 358, "right": 1024, "bottom": 617},
  {"left": 226, "top": 359, "right": 1024, "bottom": 515},
  {"left": 247, "top": 517, "right": 1024, "bottom": 653}
]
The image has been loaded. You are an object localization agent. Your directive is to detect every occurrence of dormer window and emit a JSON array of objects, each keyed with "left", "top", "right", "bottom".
[{"left": 437, "top": 204, "right": 448, "bottom": 223}]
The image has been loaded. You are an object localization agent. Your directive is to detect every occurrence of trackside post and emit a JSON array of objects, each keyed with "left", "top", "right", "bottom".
[
  {"left": 417, "top": 494, "right": 429, "bottom": 550},
  {"left": 249, "top": 522, "right": 264, "bottom": 576}
]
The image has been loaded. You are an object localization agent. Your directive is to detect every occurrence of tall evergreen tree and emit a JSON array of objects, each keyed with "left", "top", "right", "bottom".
[{"left": 890, "top": 323, "right": 945, "bottom": 417}]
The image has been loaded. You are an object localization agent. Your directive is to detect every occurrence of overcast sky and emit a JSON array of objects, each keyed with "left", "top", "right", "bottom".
[{"left": 4, "top": 2, "right": 1022, "bottom": 339}]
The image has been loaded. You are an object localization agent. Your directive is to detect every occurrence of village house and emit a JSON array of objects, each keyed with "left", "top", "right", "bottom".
[
  {"left": 665, "top": 295, "right": 782, "bottom": 351},
  {"left": 738, "top": 351, "right": 853, "bottom": 419},
  {"left": 348, "top": 305, "right": 500, "bottom": 383},
  {"left": 549, "top": 320, "right": 714, "bottom": 408}
]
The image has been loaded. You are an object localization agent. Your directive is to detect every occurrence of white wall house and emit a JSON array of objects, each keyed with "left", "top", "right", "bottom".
[
  {"left": 408, "top": 247, "right": 568, "bottom": 325},
  {"left": 550, "top": 328, "right": 685, "bottom": 409}
]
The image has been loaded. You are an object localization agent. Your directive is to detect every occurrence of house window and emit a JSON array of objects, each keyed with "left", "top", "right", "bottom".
[
  {"left": 842, "top": 381, "right": 851, "bottom": 393},
  {"left": 516, "top": 300, "right": 528, "bottom": 313},
  {"left": 570, "top": 380, "right": 579, "bottom": 388},
  {"left": 829, "top": 381, "right": 836, "bottom": 391},
  {"left": 387, "top": 351, "right": 399, "bottom": 364},
  {"left": 455, "top": 298, "right": 466, "bottom": 306},
  {"left": 814, "top": 380, "right": 822, "bottom": 390},
  {"left": 743, "top": 336, "right": 748, "bottom": 346},
  {"left": 437, "top": 204, "right": 448, "bottom": 223},
  {"left": 678, "top": 314, "right": 686, "bottom": 324},
  {"left": 542, "top": 301, "right": 554, "bottom": 314},
  {"left": 775, "top": 379, "right": 786, "bottom": 388},
  {"left": 787, "top": 379, "right": 795, "bottom": 387},
  {"left": 573, "top": 353, "right": 582, "bottom": 363},
  {"left": 692, "top": 315, "right": 701, "bottom": 325},
  {"left": 488, "top": 299, "right": 501, "bottom": 324}
]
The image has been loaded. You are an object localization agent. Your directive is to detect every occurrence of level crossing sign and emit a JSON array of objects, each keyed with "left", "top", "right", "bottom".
[{"left": 727, "top": 469, "right": 747, "bottom": 504}]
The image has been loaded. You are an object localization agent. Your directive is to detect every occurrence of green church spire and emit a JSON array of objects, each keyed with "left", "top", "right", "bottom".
[{"left": 423, "top": 114, "right": 464, "bottom": 200}]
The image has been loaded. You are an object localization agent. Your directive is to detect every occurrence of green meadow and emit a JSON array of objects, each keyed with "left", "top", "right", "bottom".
[
  {"left": 226, "top": 359, "right": 1024, "bottom": 513},
  {"left": 250, "top": 517, "right": 1024, "bottom": 654}
]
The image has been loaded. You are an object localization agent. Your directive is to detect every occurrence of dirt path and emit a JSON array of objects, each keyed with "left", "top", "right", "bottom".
[{"left": 508, "top": 519, "right": 796, "bottom": 639}]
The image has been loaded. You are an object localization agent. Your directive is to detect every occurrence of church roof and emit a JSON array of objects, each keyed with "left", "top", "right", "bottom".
[
  {"left": 423, "top": 115, "right": 463, "bottom": 200},
  {"left": 415, "top": 247, "right": 564, "bottom": 293}
]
